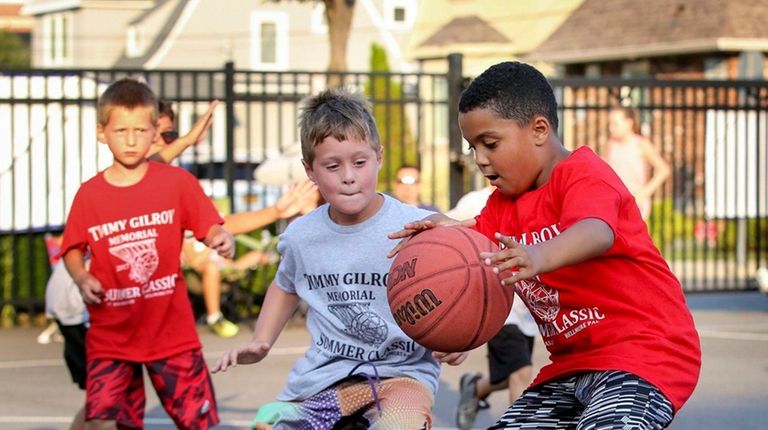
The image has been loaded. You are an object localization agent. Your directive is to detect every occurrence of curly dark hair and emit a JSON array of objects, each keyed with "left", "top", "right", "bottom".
[{"left": 458, "top": 61, "right": 559, "bottom": 131}]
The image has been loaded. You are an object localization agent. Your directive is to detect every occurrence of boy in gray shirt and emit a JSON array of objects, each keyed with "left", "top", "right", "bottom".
[{"left": 214, "top": 88, "right": 467, "bottom": 429}]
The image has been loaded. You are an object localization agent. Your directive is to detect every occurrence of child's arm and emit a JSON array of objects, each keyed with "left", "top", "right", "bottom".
[
  {"left": 433, "top": 351, "right": 469, "bottom": 365},
  {"left": 483, "top": 218, "right": 614, "bottom": 285},
  {"left": 638, "top": 137, "right": 671, "bottom": 203},
  {"left": 148, "top": 100, "right": 219, "bottom": 163},
  {"left": 203, "top": 224, "right": 235, "bottom": 259},
  {"left": 222, "top": 179, "right": 318, "bottom": 235},
  {"left": 62, "top": 249, "right": 103, "bottom": 304},
  {"left": 211, "top": 281, "right": 300, "bottom": 373}
]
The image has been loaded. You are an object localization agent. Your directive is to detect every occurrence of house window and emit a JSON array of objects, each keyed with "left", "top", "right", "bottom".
[
  {"left": 42, "top": 12, "right": 73, "bottom": 66},
  {"left": 250, "top": 12, "right": 288, "bottom": 70},
  {"left": 384, "top": 0, "right": 415, "bottom": 30},
  {"left": 393, "top": 6, "right": 406, "bottom": 22}
]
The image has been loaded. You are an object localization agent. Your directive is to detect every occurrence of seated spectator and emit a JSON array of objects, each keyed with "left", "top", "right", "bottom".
[
  {"left": 392, "top": 164, "right": 440, "bottom": 212},
  {"left": 182, "top": 179, "right": 319, "bottom": 337}
]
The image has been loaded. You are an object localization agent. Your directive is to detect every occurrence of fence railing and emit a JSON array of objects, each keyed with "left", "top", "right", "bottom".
[
  {"left": 550, "top": 77, "right": 768, "bottom": 291},
  {"left": 1, "top": 56, "right": 766, "bottom": 320}
]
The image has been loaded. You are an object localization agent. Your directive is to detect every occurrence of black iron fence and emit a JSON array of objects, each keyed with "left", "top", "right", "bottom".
[
  {"left": 550, "top": 78, "right": 767, "bottom": 292},
  {"left": 1, "top": 55, "right": 766, "bottom": 320}
]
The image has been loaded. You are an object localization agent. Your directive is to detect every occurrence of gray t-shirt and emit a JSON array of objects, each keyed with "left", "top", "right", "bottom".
[{"left": 274, "top": 194, "right": 440, "bottom": 401}]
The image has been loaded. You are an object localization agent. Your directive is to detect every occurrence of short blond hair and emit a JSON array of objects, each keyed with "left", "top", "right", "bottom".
[
  {"left": 298, "top": 88, "right": 380, "bottom": 165},
  {"left": 97, "top": 78, "right": 158, "bottom": 126}
]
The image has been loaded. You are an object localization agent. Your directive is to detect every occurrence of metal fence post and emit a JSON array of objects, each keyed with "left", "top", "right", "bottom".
[
  {"left": 447, "top": 53, "right": 464, "bottom": 208},
  {"left": 224, "top": 61, "right": 236, "bottom": 214}
]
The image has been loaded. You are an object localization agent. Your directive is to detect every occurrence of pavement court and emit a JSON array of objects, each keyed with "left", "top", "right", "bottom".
[{"left": 0, "top": 291, "right": 767, "bottom": 429}]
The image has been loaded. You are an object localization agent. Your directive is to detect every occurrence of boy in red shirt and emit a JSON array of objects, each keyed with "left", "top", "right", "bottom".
[
  {"left": 390, "top": 62, "right": 701, "bottom": 429},
  {"left": 60, "top": 78, "right": 234, "bottom": 429}
]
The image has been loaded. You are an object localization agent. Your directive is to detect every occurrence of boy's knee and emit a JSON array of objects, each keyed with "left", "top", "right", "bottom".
[
  {"left": 85, "top": 419, "right": 117, "bottom": 430},
  {"left": 366, "top": 406, "right": 431, "bottom": 430}
]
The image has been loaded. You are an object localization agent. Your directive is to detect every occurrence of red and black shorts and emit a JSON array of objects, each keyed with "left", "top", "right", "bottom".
[{"left": 85, "top": 348, "right": 218, "bottom": 430}]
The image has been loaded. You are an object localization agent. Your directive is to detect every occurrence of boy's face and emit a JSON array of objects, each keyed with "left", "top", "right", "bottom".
[
  {"left": 459, "top": 107, "right": 543, "bottom": 199},
  {"left": 303, "top": 135, "right": 383, "bottom": 225},
  {"left": 97, "top": 105, "right": 156, "bottom": 169}
]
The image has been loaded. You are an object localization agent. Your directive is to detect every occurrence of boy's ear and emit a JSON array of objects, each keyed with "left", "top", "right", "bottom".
[
  {"left": 96, "top": 124, "right": 107, "bottom": 144},
  {"left": 302, "top": 159, "right": 316, "bottom": 183},
  {"left": 531, "top": 116, "right": 550, "bottom": 145}
]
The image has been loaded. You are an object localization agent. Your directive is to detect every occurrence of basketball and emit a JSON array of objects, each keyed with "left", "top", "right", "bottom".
[{"left": 386, "top": 226, "right": 514, "bottom": 352}]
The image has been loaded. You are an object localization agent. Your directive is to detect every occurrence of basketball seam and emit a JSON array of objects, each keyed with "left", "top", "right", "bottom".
[{"left": 457, "top": 228, "right": 491, "bottom": 351}]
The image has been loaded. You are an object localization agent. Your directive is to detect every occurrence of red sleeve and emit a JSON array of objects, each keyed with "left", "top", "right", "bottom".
[
  {"left": 177, "top": 169, "right": 224, "bottom": 240},
  {"left": 58, "top": 186, "right": 90, "bottom": 258},
  {"left": 557, "top": 169, "right": 622, "bottom": 234}
]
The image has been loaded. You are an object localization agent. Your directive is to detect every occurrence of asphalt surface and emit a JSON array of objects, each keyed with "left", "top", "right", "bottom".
[{"left": 0, "top": 291, "right": 766, "bottom": 430}]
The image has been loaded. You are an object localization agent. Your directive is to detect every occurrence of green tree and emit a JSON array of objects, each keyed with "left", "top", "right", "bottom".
[
  {"left": 0, "top": 30, "right": 30, "bottom": 69},
  {"left": 365, "top": 43, "right": 417, "bottom": 188}
]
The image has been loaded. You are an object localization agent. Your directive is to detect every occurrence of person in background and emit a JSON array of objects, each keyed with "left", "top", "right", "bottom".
[
  {"left": 43, "top": 97, "right": 219, "bottom": 429},
  {"left": 60, "top": 78, "right": 234, "bottom": 429},
  {"left": 148, "top": 99, "right": 246, "bottom": 337},
  {"left": 604, "top": 106, "right": 670, "bottom": 219},
  {"left": 392, "top": 164, "right": 440, "bottom": 212},
  {"left": 182, "top": 179, "right": 319, "bottom": 337},
  {"left": 45, "top": 259, "right": 89, "bottom": 430}
]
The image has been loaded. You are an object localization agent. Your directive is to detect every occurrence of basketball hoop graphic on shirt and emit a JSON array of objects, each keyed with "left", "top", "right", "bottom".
[
  {"left": 516, "top": 279, "right": 560, "bottom": 322},
  {"left": 109, "top": 238, "right": 159, "bottom": 284},
  {"left": 328, "top": 302, "right": 388, "bottom": 347}
]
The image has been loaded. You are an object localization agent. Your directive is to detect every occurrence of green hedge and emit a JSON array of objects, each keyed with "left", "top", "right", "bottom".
[{"left": 0, "top": 232, "right": 51, "bottom": 310}]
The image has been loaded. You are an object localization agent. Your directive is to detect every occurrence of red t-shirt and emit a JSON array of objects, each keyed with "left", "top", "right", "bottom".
[
  {"left": 474, "top": 147, "right": 701, "bottom": 412},
  {"left": 60, "top": 162, "right": 223, "bottom": 362}
]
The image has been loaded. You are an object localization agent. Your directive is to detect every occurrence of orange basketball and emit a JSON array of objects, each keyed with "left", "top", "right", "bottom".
[{"left": 387, "top": 226, "right": 514, "bottom": 352}]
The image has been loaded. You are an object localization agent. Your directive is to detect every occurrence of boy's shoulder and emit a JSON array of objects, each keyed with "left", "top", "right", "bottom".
[
  {"left": 146, "top": 161, "right": 200, "bottom": 186},
  {"left": 148, "top": 160, "right": 191, "bottom": 176},
  {"left": 556, "top": 146, "right": 614, "bottom": 181}
]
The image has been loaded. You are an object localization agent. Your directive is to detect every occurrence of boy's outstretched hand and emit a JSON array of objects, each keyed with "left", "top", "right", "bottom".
[
  {"left": 387, "top": 214, "right": 475, "bottom": 258},
  {"left": 211, "top": 340, "right": 271, "bottom": 373},
  {"left": 432, "top": 351, "right": 469, "bottom": 366},
  {"left": 481, "top": 232, "right": 542, "bottom": 285},
  {"left": 274, "top": 179, "right": 319, "bottom": 219},
  {"left": 183, "top": 99, "right": 219, "bottom": 145}
]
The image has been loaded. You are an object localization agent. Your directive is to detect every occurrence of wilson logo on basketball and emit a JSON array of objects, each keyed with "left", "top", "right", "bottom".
[
  {"left": 388, "top": 257, "right": 418, "bottom": 289},
  {"left": 392, "top": 289, "right": 443, "bottom": 327}
]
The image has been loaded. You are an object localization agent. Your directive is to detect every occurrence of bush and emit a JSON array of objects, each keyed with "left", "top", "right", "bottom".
[
  {"left": 0, "top": 233, "right": 51, "bottom": 315},
  {"left": 647, "top": 198, "right": 696, "bottom": 253}
]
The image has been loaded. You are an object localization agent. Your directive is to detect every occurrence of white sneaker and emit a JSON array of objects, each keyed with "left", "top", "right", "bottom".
[
  {"left": 756, "top": 267, "right": 768, "bottom": 294},
  {"left": 36, "top": 321, "right": 60, "bottom": 345}
]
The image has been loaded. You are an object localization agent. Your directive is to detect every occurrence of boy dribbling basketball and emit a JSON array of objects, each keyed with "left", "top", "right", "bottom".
[
  {"left": 390, "top": 62, "right": 701, "bottom": 429},
  {"left": 213, "top": 88, "right": 466, "bottom": 429},
  {"left": 60, "top": 78, "right": 234, "bottom": 429}
]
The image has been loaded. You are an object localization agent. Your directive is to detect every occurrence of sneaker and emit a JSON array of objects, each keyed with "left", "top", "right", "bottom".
[
  {"left": 477, "top": 398, "right": 490, "bottom": 410},
  {"left": 36, "top": 321, "right": 60, "bottom": 344},
  {"left": 208, "top": 315, "right": 239, "bottom": 338},
  {"left": 456, "top": 373, "right": 480, "bottom": 430},
  {"left": 756, "top": 266, "right": 768, "bottom": 294}
]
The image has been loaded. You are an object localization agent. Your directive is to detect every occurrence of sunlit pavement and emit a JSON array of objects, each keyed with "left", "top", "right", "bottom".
[{"left": 0, "top": 291, "right": 766, "bottom": 429}]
